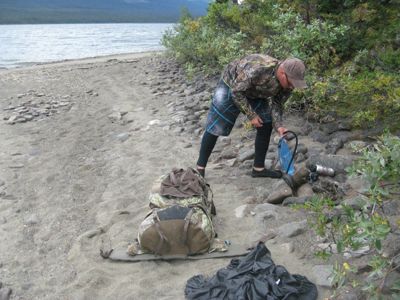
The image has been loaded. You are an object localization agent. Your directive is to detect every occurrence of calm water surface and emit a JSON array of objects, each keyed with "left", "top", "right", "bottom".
[{"left": 0, "top": 23, "right": 173, "bottom": 68}]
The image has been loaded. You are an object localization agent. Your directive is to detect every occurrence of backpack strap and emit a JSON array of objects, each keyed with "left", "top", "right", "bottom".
[
  {"left": 182, "top": 208, "right": 195, "bottom": 251},
  {"left": 153, "top": 214, "right": 169, "bottom": 255}
]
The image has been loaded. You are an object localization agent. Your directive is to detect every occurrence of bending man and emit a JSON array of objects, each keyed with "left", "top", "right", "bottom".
[{"left": 196, "top": 54, "right": 307, "bottom": 178}]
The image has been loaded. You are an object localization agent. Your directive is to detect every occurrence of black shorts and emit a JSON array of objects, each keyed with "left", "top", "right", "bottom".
[{"left": 205, "top": 79, "right": 272, "bottom": 136}]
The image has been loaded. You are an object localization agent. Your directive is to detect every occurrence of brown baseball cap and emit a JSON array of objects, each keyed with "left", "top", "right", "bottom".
[{"left": 282, "top": 58, "right": 307, "bottom": 89}]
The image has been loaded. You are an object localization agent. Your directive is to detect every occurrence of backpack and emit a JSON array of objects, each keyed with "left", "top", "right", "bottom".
[{"left": 138, "top": 168, "right": 216, "bottom": 256}]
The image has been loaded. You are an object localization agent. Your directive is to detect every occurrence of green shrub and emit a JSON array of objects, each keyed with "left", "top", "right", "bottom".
[{"left": 162, "top": 0, "right": 400, "bottom": 131}]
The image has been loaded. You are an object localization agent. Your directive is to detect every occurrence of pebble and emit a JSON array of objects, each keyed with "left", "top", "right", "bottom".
[
  {"left": 281, "top": 242, "right": 295, "bottom": 253},
  {"left": 108, "top": 111, "right": 122, "bottom": 123},
  {"left": 123, "top": 112, "right": 135, "bottom": 124},
  {"left": 9, "top": 164, "right": 24, "bottom": 169},
  {"left": 148, "top": 119, "right": 161, "bottom": 126},
  {"left": 115, "top": 132, "right": 130, "bottom": 142},
  {"left": 25, "top": 214, "right": 39, "bottom": 225},
  {"left": 235, "top": 205, "right": 248, "bottom": 218}
]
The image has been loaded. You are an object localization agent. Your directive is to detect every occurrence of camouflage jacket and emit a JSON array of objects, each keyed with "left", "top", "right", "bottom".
[{"left": 221, "top": 54, "right": 291, "bottom": 130}]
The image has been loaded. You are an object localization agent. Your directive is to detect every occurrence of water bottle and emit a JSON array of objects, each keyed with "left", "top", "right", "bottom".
[{"left": 309, "top": 164, "right": 335, "bottom": 177}]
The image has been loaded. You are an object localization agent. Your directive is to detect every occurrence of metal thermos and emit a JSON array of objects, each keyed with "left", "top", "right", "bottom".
[{"left": 310, "top": 164, "right": 335, "bottom": 177}]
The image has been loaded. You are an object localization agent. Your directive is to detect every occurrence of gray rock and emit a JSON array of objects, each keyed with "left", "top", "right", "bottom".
[
  {"left": 312, "top": 264, "right": 334, "bottom": 287},
  {"left": 282, "top": 196, "right": 311, "bottom": 206},
  {"left": 264, "top": 159, "right": 274, "bottom": 169},
  {"left": 382, "top": 200, "right": 400, "bottom": 216},
  {"left": 278, "top": 220, "right": 307, "bottom": 238},
  {"left": 115, "top": 132, "right": 130, "bottom": 142},
  {"left": 23, "top": 114, "right": 34, "bottom": 121},
  {"left": 220, "top": 136, "right": 231, "bottom": 145},
  {"left": 309, "top": 130, "right": 330, "bottom": 143},
  {"left": 345, "top": 176, "right": 370, "bottom": 195},
  {"left": 0, "top": 284, "right": 12, "bottom": 300},
  {"left": 381, "top": 271, "right": 400, "bottom": 294},
  {"left": 237, "top": 149, "right": 255, "bottom": 162},
  {"left": 326, "top": 137, "right": 344, "bottom": 154},
  {"left": 148, "top": 119, "right": 161, "bottom": 126},
  {"left": 382, "top": 233, "right": 400, "bottom": 259},
  {"left": 239, "top": 160, "right": 253, "bottom": 170},
  {"left": 343, "top": 245, "right": 370, "bottom": 258},
  {"left": 235, "top": 205, "right": 248, "bottom": 218},
  {"left": 265, "top": 180, "right": 292, "bottom": 204},
  {"left": 244, "top": 196, "right": 257, "bottom": 204},
  {"left": 342, "top": 195, "right": 368, "bottom": 210},
  {"left": 9, "top": 164, "right": 24, "bottom": 169},
  {"left": 320, "top": 122, "right": 341, "bottom": 135},
  {"left": 108, "top": 111, "right": 122, "bottom": 123},
  {"left": 220, "top": 149, "right": 237, "bottom": 160},
  {"left": 25, "top": 214, "right": 39, "bottom": 225},
  {"left": 281, "top": 242, "right": 295, "bottom": 253},
  {"left": 253, "top": 203, "right": 279, "bottom": 214},
  {"left": 194, "top": 128, "right": 203, "bottom": 136},
  {"left": 295, "top": 153, "right": 306, "bottom": 163},
  {"left": 266, "top": 152, "right": 276, "bottom": 160},
  {"left": 173, "top": 127, "right": 184, "bottom": 134},
  {"left": 344, "top": 140, "right": 368, "bottom": 153},
  {"left": 225, "top": 158, "right": 237, "bottom": 167},
  {"left": 123, "top": 112, "right": 135, "bottom": 124},
  {"left": 298, "top": 123, "right": 313, "bottom": 136},
  {"left": 335, "top": 287, "right": 363, "bottom": 300}
]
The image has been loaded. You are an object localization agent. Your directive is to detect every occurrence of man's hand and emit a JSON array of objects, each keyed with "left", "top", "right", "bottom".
[
  {"left": 277, "top": 127, "right": 288, "bottom": 137},
  {"left": 250, "top": 115, "right": 263, "bottom": 128}
]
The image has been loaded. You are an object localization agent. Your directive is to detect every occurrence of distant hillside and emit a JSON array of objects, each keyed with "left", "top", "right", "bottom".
[{"left": 0, "top": 0, "right": 210, "bottom": 24}]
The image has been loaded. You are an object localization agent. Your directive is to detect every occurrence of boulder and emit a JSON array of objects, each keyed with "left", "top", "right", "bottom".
[
  {"left": 297, "top": 183, "right": 314, "bottom": 197},
  {"left": 311, "top": 265, "right": 334, "bottom": 287},
  {"left": 265, "top": 180, "right": 293, "bottom": 204},
  {"left": 278, "top": 220, "right": 308, "bottom": 238}
]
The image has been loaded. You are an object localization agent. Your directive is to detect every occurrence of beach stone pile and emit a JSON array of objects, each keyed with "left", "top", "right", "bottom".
[
  {"left": 148, "top": 57, "right": 216, "bottom": 137},
  {"left": 3, "top": 90, "right": 73, "bottom": 125}
]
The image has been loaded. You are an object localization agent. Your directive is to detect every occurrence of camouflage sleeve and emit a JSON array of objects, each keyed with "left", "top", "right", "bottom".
[
  {"left": 231, "top": 91, "right": 257, "bottom": 120},
  {"left": 271, "top": 91, "right": 291, "bottom": 130}
]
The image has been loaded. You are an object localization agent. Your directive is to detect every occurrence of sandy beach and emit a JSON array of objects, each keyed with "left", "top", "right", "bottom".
[{"left": 0, "top": 52, "right": 337, "bottom": 299}]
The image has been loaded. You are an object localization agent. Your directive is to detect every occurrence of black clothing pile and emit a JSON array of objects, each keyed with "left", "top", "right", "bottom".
[{"left": 185, "top": 242, "right": 317, "bottom": 300}]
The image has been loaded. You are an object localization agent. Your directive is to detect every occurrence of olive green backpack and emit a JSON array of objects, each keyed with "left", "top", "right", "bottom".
[{"left": 138, "top": 168, "right": 216, "bottom": 256}]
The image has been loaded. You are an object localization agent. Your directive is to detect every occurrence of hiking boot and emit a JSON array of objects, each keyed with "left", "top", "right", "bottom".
[{"left": 251, "top": 168, "right": 282, "bottom": 178}]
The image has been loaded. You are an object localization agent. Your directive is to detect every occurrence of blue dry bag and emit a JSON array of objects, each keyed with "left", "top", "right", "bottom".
[{"left": 278, "top": 131, "right": 298, "bottom": 176}]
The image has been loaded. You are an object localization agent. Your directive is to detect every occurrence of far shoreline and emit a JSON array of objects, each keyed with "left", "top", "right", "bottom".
[{"left": 0, "top": 51, "right": 165, "bottom": 73}]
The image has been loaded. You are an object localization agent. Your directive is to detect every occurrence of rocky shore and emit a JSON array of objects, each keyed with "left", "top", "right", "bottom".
[{"left": 0, "top": 53, "right": 398, "bottom": 299}]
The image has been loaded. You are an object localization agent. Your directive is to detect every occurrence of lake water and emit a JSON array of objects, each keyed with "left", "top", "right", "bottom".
[{"left": 0, "top": 23, "right": 174, "bottom": 68}]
